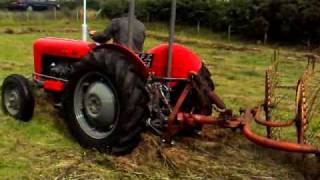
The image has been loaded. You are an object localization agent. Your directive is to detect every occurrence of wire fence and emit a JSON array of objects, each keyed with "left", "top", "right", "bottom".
[{"left": 0, "top": 9, "right": 100, "bottom": 22}]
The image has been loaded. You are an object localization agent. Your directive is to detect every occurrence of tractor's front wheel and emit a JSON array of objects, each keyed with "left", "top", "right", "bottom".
[
  {"left": 62, "top": 48, "right": 149, "bottom": 154},
  {"left": 1, "top": 74, "right": 35, "bottom": 121}
]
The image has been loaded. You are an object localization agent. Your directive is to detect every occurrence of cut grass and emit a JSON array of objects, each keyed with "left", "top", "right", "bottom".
[{"left": 0, "top": 12, "right": 320, "bottom": 179}]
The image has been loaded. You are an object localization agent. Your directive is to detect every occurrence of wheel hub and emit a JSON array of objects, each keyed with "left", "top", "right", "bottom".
[
  {"left": 4, "top": 88, "right": 20, "bottom": 115},
  {"left": 86, "top": 94, "right": 102, "bottom": 116},
  {"left": 83, "top": 82, "right": 116, "bottom": 129},
  {"left": 73, "top": 72, "right": 119, "bottom": 139}
]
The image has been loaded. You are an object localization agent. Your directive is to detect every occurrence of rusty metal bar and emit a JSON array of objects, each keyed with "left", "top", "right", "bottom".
[
  {"left": 242, "top": 119, "right": 320, "bottom": 154},
  {"left": 207, "top": 91, "right": 226, "bottom": 110},
  {"left": 184, "top": 71, "right": 227, "bottom": 118},
  {"left": 176, "top": 111, "right": 243, "bottom": 129},
  {"left": 190, "top": 71, "right": 226, "bottom": 110},
  {"left": 254, "top": 107, "right": 295, "bottom": 127},
  {"left": 167, "top": 84, "right": 192, "bottom": 135},
  {"left": 177, "top": 113, "right": 224, "bottom": 126}
]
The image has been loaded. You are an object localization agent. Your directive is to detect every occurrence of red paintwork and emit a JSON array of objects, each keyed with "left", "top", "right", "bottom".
[
  {"left": 33, "top": 39, "right": 202, "bottom": 92},
  {"left": 34, "top": 37, "right": 94, "bottom": 80},
  {"left": 148, "top": 43, "right": 202, "bottom": 79},
  {"left": 43, "top": 80, "right": 65, "bottom": 92},
  {"left": 33, "top": 38, "right": 149, "bottom": 85}
]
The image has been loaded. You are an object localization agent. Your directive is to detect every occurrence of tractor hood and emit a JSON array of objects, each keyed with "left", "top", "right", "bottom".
[
  {"left": 34, "top": 37, "right": 95, "bottom": 59},
  {"left": 33, "top": 37, "right": 96, "bottom": 76}
]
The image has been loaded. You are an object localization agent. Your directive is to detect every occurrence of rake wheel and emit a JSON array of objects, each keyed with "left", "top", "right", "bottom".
[{"left": 295, "top": 79, "right": 309, "bottom": 144}]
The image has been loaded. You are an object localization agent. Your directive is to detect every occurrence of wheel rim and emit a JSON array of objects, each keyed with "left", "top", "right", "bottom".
[
  {"left": 74, "top": 72, "right": 118, "bottom": 139},
  {"left": 3, "top": 84, "right": 21, "bottom": 116}
]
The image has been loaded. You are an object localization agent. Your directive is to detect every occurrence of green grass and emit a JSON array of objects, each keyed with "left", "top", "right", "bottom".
[{"left": 0, "top": 11, "right": 320, "bottom": 179}]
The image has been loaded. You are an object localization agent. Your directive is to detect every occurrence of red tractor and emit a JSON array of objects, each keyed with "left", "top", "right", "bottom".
[
  {"left": 1, "top": 33, "right": 224, "bottom": 154},
  {"left": 2, "top": 0, "right": 320, "bottom": 156},
  {"left": 2, "top": 37, "right": 223, "bottom": 154}
]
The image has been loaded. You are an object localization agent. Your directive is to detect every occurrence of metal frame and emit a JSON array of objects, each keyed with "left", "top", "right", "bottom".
[
  {"left": 167, "top": 0, "right": 176, "bottom": 78},
  {"left": 33, "top": 72, "right": 68, "bottom": 83},
  {"left": 82, "top": 0, "right": 87, "bottom": 41},
  {"left": 162, "top": 70, "right": 320, "bottom": 155}
]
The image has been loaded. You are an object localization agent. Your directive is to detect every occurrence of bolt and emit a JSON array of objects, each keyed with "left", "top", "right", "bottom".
[
  {"left": 196, "top": 130, "right": 202, "bottom": 136},
  {"left": 170, "top": 140, "right": 175, "bottom": 145}
]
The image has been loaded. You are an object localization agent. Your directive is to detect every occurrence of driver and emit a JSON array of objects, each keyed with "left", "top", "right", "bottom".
[{"left": 89, "top": 13, "right": 146, "bottom": 53}]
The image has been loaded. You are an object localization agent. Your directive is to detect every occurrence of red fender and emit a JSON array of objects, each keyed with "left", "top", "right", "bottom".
[
  {"left": 93, "top": 44, "right": 149, "bottom": 78},
  {"left": 148, "top": 43, "right": 203, "bottom": 79}
]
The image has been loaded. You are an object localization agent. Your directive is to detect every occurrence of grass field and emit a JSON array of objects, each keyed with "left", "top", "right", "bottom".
[{"left": 0, "top": 12, "right": 320, "bottom": 179}]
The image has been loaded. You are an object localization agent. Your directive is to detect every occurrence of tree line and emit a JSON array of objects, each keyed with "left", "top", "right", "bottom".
[
  {"left": 1, "top": 0, "right": 319, "bottom": 46},
  {"left": 101, "top": 0, "right": 320, "bottom": 47}
]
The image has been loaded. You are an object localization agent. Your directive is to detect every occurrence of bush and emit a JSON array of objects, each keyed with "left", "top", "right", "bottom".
[
  {"left": 87, "top": 0, "right": 101, "bottom": 10},
  {"left": 0, "top": 0, "right": 10, "bottom": 9},
  {"left": 66, "top": 0, "right": 320, "bottom": 45},
  {"left": 58, "top": 0, "right": 77, "bottom": 10},
  {"left": 100, "top": 0, "right": 128, "bottom": 18}
]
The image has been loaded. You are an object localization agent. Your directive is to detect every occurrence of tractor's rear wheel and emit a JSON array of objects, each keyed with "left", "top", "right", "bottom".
[
  {"left": 171, "top": 65, "right": 215, "bottom": 134},
  {"left": 1, "top": 74, "right": 35, "bottom": 121},
  {"left": 62, "top": 48, "right": 149, "bottom": 154}
]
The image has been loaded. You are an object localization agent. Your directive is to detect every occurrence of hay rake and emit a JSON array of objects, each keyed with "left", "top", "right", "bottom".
[
  {"left": 236, "top": 53, "right": 320, "bottom": 155},
  {"left": 165, "top": 51, "right": 320, "bottom": 156}
]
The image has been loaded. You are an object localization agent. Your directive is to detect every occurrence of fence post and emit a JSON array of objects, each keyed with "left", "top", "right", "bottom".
[
  {"left": 228, "top": 24, "right": 232, "bottom": 42},
  {"left": 26, "top": 11, "right": 30, "bottom": 21},
  {"left": 53, "top": 7, "right": 57, "bottom": 20},
  {"left": 264, "top": 31, "right": 268, "bottom": 45},
  {"left": 307, "top": 37, "right": 311, "bottom": 50},
  {"left": 76, "top": 9, "right": 79, "bottom": 21}
]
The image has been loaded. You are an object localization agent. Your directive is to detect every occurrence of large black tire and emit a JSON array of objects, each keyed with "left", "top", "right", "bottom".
[
  {"left": 171, "top": 65, "right": 215, "bottom": 134},
  {"left": 62, "top": 47, "right": 149, "bottom": 154},
  {"left": 1, "top": 74, "right": 35, "bottom": 121}
]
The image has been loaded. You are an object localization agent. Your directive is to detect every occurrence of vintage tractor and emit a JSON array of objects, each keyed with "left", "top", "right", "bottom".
[
  {"left": 1, "top": 0, "right": 320, "bottom": 156},
  {"left": 1, "top": 37, "right": 223, "bottom": 153}
]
